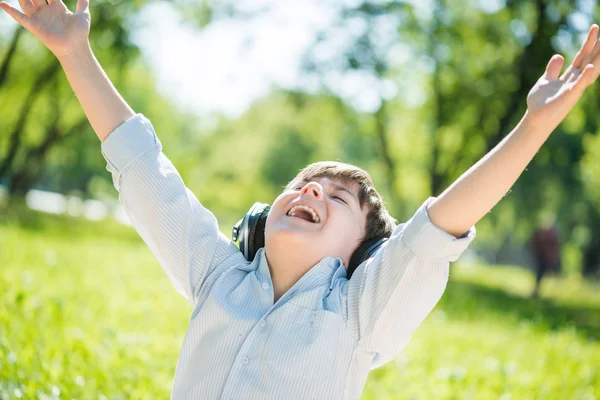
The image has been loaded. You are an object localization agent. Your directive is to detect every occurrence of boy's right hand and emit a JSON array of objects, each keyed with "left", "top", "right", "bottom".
[{"left": 0, "top": 0, "right": 91, "bottom": 59}]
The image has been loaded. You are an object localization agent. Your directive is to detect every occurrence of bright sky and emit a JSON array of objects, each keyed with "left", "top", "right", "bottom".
[
  {"left": 127, "top": 0, "right": 452, "bottom": 118},
  {"left": 129, "top": 0, "right": 336, "bottom": 118},
  {"left": 0, "top": 0, "right": 345, "bottom": 117}
]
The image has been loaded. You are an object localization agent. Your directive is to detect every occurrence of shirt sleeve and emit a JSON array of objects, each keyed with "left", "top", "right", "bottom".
[
  {"left": 342, "top": 196, "right": 476, "bottom": 368},
  {"left": 100, "top": 114, "right": 243, "bottom": 306}
]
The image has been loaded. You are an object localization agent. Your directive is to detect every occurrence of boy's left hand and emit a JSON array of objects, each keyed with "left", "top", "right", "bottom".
[{"left": 526, "top": 24, "right": 600, "bottom": 130}]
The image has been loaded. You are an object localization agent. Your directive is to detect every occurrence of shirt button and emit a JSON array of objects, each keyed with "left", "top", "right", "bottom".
[
  {"left": 241, "top": 357, "right": 248, "bottom": 365},
  {"left": 310, "top": 313, "right": 316, "bottom": 323},
  {"left": 262, "top": 282, "right": 269, "bottom": 290},
  {"left": 259, "top": 320, "right": 266, "bottom": 327}
]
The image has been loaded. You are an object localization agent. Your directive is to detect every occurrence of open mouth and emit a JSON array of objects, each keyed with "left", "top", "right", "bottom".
[{"left": 286, "top": 204, "right": 320, "bottom": 223}]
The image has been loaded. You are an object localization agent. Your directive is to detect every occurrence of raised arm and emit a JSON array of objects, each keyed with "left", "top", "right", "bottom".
[
  {"left": 0, "top": 0, "right": 134, "bottom": 141},
  {"left": 427, "top": 24, "right": 600, "bottom": 238},
  {"left": 1, "top": 0, "right": 244, "bottom": 304}
]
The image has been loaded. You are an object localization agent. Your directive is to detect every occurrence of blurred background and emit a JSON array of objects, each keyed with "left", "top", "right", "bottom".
[{"left": 1, "top": 0, "right": 599, "bottom": 398}]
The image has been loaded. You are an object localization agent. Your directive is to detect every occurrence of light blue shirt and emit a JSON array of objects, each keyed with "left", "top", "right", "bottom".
[{"left": 101, "top": 114, "right": 476, "bottom": 400}]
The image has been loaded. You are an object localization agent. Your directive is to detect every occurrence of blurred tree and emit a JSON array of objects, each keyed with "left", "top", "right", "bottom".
[
  {"left": 299, "top": 1, "right": 415, "bottom": 216},
  {"left": 145, "top": 0, "right": 600, "bottom": 275},
  {"left": 0, "top": 55, "right": 62, "bottom": 189},
  {"left": 293, "top": 0, "right": 600, "bottom": 275},
  {"left": 260, "top": 126, "right": 317, "bottom": 189},
  {"left": 0, "top": 0, "right": 181, "bottom": 204},
  {"left": 3, "top": 0, "right": 600, "bottom": 277}
]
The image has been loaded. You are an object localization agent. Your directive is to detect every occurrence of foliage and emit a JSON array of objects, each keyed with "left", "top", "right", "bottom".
[
  {"left": 4, "top": 0, "right": 600, "bottom": 273},
  {"left": 293, "top": 0, "right": 600, "bottom": 273}
]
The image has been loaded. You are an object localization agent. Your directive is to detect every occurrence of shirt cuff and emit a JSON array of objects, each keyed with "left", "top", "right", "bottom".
[
  {"left": 100, "top": 113, "right": 161, "bottom": 173},
  {"left": 400, "top": 196, "right": 476, "bottom": 262}
]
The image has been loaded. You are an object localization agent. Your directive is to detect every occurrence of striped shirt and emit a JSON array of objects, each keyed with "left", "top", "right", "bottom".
[{"left": 100, "top": 114, "right": 476, "bottom": 400}]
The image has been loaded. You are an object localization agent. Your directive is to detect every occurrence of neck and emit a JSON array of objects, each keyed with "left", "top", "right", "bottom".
[{"left": 263, "top": 245, "right": 320, "bottom": 302}]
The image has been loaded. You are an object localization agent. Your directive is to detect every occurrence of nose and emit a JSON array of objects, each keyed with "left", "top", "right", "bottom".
[{"left": 300, "top": 181, "right": 324, "bottom": 200}]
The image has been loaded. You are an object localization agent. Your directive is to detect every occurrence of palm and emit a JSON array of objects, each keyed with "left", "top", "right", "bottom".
[
  {"left": 526, "top": 25, "right": 600, "bottom": 128},
  {"left": 527, "top": 68, "right": 580, "bottom": 124},
  {"left": 31, "top": 2, "right": 90, "bottom": 55},
  {"left": 0, "top": 0, "right": 91, "bottom": 58}
]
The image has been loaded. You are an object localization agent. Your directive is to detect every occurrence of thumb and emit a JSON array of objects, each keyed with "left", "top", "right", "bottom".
[
  {"left": 0, "top": 2, "right": 34, "bottom": 31},
  {"left": 544, "top": 54, "right": 564, "bottom": 80}
]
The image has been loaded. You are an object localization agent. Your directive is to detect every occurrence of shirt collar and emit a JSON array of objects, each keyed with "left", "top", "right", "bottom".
[{"left": 254, "top": 247, "right": 347, "bottom": 300}]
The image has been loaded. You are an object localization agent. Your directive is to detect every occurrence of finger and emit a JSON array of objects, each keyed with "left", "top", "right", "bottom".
[
  {"left": 587, "top": 37, "right": 600, "bottom": 68},
  {"left": 76, "top": 0, "right": 88, "bottom": 14},
  {"left": 583, "top": 37, "right": 600, "bottom": 67},
  {"left": 30, "top": 0, "right": 46, "bottom": 10},
  {"left": 544, "top": 54, "right": 564, "bottom": 80},
  {"left": 572, "top": 64, "right": 595, "bottom": 96},
  {"left": 16, "top": 0, "right": 36, "bottom": 16},
  {"left": 573, "top": 24, "right": 599, "bottom": 69},
  {"left": 564, "top": 66, "right": 581, "bottom": 86},
  {"left": 0, "top": 1, "right": 34, "bottom": 29}
]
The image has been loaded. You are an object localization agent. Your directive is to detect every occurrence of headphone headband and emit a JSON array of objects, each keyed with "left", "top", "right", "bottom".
[{"left": 232, "top": 202, "right": 387, "bottom": 279}]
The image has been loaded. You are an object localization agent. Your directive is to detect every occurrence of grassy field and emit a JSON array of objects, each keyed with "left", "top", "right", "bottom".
[{"left": 1, "top": 204, "right": 599, "bottom": 399}]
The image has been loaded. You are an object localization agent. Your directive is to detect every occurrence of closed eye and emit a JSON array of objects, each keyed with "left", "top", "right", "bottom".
[{"left": 332, "top": 195, "right": 347, "bottom": 205}]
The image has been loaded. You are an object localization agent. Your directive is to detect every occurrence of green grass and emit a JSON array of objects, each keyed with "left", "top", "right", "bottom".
[{"left": 1, "top": 205, "right": 599, "bottom": 399}]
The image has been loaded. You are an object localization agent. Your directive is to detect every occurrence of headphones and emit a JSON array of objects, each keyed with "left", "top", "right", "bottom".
[{"left": 232, "top": 202, "right": 388, "bottom": 279}]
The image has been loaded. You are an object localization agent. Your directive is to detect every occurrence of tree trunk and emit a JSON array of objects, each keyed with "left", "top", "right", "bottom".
[
  {"left": 8, "top": 117, "right": 88, "bottom": 199},
  {"left": 429, "top": 0, "right": 445, "bottom": 196},
  {"left": 0, "top": 59, "right": 61, "bottom": 179},
  {"left": 486, "top": 0, "right": 563, "bottom": 152},
  {"left": 582, "top": 205, "right": 600, "bottom": 278},
  {"left": 582, "top": 236, "right": 600, "bottom": 277},
  {"left": 0, "top": 27, "right": 24, "bottom": 87},
  {"left": 374, "top": 100, "right": 401, "bottom": 215}
]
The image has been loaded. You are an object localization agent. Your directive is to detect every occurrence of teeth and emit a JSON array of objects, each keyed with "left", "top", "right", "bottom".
[{"left": 287, "top": 204, "right": 320, "bottom": 223}]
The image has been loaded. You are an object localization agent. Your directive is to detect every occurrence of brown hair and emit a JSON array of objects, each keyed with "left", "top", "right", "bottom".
[{"left": 284, "top": 161, "right": 398, "bottom": 244}]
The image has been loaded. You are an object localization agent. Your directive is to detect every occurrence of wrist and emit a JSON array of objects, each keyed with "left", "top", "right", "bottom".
[
  {"left": 56, "top": 41, "right": 93, "bottom": 64},
  {"left": 520, "top": 110, "right": 556, "bottom": 136}
]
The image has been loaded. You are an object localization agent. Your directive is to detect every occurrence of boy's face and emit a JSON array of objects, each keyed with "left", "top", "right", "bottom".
[{"left": 265, "top": 177, "right": 369, "bottom": 269}]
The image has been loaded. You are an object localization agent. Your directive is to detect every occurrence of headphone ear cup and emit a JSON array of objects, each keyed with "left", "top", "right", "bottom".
[
  {"left": 347, "top": 237, "right": 388, "bottom": 279},
  {"left": 234, "top": 202, "right": 271, "bottom": 262},
  {"left": 247, "top": 203, "right": 270, "bottom": 261}
]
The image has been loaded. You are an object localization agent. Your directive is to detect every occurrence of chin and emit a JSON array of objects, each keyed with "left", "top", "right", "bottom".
[
  {"left": 266, "top": 226, "right": 317, "bottom": 249},
  {"left": 267, "top": 230, "right": 348, "bottom": 263}
]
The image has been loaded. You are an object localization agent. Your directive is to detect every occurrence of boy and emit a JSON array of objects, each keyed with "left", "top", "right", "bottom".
[{"left": 2, "top": 0, "right": 599, "bottom": 398}]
